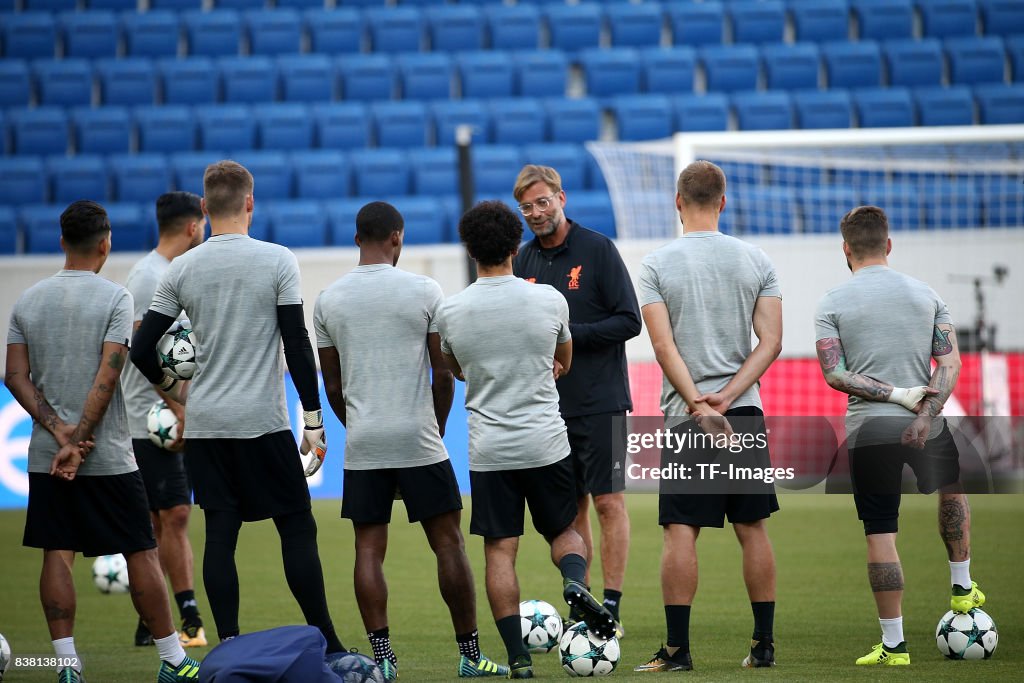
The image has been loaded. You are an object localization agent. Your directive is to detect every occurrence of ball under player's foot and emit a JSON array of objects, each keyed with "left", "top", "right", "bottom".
[
  {"left": 951, "top": 581, "right": 986, "bottom": 613},
  {"left": 156, "top": 655, "right": 201, "bottom": 682},
  {"left": 562, "top": 580, "right": 616, "bottom": 640},
  {"left": 633, "top": 646, "right": 693, "bottom": 672},
  {"left": 57, "top": 667, "right": 85, "bottom": 683},
  {"left": 457, "top": 654, "right": 509, "bottom": 677},
  {"left": 854, "top": 642, "right": 910, "bottom": 666},
  {"left": 136, "top": 617, "right": 155, "bottom": 647},
  {"left": 507, "top": 653, "right": 533, "bottom": 679},
  {"left": 179, "top": 619, "right": 207, "bottom": 648},
  {"left": 741, "top": 638, "right": 775, "bottom": 668}
]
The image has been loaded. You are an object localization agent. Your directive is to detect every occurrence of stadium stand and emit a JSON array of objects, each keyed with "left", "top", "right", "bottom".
[
  {"left": 484, "top": 4, "right": 541, "bottom": 51},
  {"left": 489, "top": 98, "right": 546, "bottom": 145},
  {"left": 701, "top": 44, "right": 761, "bottom": 93},
  {"left": 852, "top": 0, "right": 914, "bottom": 40},
  {"left": 33, "top": 59, "right": 93, "bottom": 108},
  {"left": 822, "top": 40, "right": 883, "bottom": 88},
  {"left": 853, "top": 87, "right": 916, "bottom": 127},
  {"left": 913, "top": 85, "right": 976, "bottom": 126},
  {"left": 789, "top": 0, "right": 849, "bottom": 43},
  {"left": 97, "top": 59, "right": 157, "bottom": 107},
  {"left": 514, "top": 50, "right": 569, "bottom": 97},
  {"left": 183, "top": 10, "right": 241, "bottom": 58},
  {"left": 0, "top": 61, "right": 31, "bottom": 108},
  {"left": 883, "top": 39, "right": 944, "bottom": 87},
  {"left": 544, "top": 3, "right": 602, "bottom": 54},
  {"left": 611, "top": 94, "right": 674, "bottom": 141},
  {"left": 728, "top": 1, "right": 787, "bottom": 45},
  {"left": 135, "top": 105, "right": 196, "bottom": 154},
  {"left": 9, "top": 107, "right": 68, "bottom": 156},
  {"left": 278, "top": 54, "right": 335, "bottom": 103},
  {"left": 110, "top": 154, "right": 172, "bottom": 204},
  {"left": 919, "top": 0, "right": 981, "bottom": 39},
  {"left": 544, "top": 97, "right": 601, "bottom": 144},
  {"left": 122, "top": 11, "right": 180, "bottom": 59},
  {"left": 0, "top": 157, "right": 47, "bottom": 206},
  {"left": 292, "top": 150, "right": 350, "bottom": 200},
  {"left": 60, "top": 11, "right": 118, "bottom": 59},
  {"left": 220, "top": 56, "right": 278, "bottom": 104},
  {"left": 431, "top": 99, "right": 491, "bottom": 146},
  {"left": 639, "top": 46, "right": 696, "bottom": 94},
  {"left": 397, "top": 52, "right": 454, "bottom": 101},
  {"left": 312, "top": 102, "right": 370, "bottom": 150},
  {"left": 667, "top": 2, "right": 725, "bottom": 46},
  {"left": 1, "top": 12, "right": 57, "bottom": 59},
  {"left": 408, "top": 146, "right": 458, "bottom": 196},
  {"left": 372, "top": 100, "right": 430, "bottom": 148},
  {"left": 605, "top": 2, "right": 663, "bottom": 49},
  {"left": 580, "top": 48, "right": 642, "bottom": 99},
  {"left": 72, "top": 107, "right": 132, "bottom": 156},
  {"left": 304, "top": 8, "right": 363, "bottom": 55},
  {"left": 946, "top": 36, "right": 1008, "bottom": 85},
  {"left": 49, "top": 155, "right": 109, "bottom": 205},
  {"left": 793, "top": 89, "right": 854, "bottom": 129},
  {"left": 674, "top": 93, "right": 731, "bottom": 132},
  {"left": 426, "top": 5, "right": 484, "bottom": 53},
  {"left": 255, "top": 103, "right": 314, "bottom": 151},
  {"left": 761, "top": 42, "right": 821, "bottom": 90},
  {"left": 732, "top": 90, "right": 794, "bottom": 130},
  {"left": 158, "top": 57, "right": 218, "bottom": 105},
  {"left": 245, "top": 9, "right": 303, "bottom": 57}
]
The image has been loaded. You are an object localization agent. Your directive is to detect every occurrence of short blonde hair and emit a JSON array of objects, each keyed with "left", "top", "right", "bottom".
[
  {"left": 513, "top": 165, "right": 562, "bottom": 201},
  {"left": 203, "top": 160, "right": 254, "bottom": 218},
  {"left": 676, "top": 160, "right": 726, "bottom": 208}
]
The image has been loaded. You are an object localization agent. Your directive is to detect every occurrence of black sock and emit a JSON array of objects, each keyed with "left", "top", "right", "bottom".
[
  {"left": 751, "top": 602, "right": 775, "bottom": 642},
  {"left": 665, "top": 605, "right": 691, "bottom": 652},
  {"left": 175, "top": 590, "right": 201, "bottom": 625},
  {"left": 368, "top": 627, "right": 397, "bottom": 667},
  {"left": 456, "top": 630, "right": 481, "bottom": 662},
  {"left": 557, "top": 554, "right": 587, "bottom": 584},
  {"left": 602, "top": 589, "right": 622, "bottom": 621},
  {"left": 496, "top": 615, "right": 529, "bottom": 662},
  {"left": 203, "top": 509, "right": 242, "bottom": 641}
]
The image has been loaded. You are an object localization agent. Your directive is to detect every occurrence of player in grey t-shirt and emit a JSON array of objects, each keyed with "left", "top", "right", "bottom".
[
  {"left": 634, "top": 161, "right": 783, "bottom": 672},
  {"left": 437, "top": 200, "right": 616, "bottom": 679},
  {"left": 5, "top": 201, "right": 199, "bottom": 682},
  {"left": 813, "top": 205, "right": 984, "bottom": 666},
  {"left": 314, "top": 202, "right": 506, "bottom": 679}
]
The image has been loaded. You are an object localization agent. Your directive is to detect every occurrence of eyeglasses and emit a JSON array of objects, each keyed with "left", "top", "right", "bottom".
[{"left": 518, "top": 192, "right": 559, "bottom": 217}]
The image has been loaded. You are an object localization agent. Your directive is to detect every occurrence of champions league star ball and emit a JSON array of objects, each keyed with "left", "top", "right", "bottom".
[
  {"left": 92, "top": 554, "right": 130, "bottom": 594},
  {"left": 147, "top": 401, "right": 180, "bottom": 449},
  {"left": 520, "top": 599, "right": 563, "bottom": 654},
  {"left": 936, "top": 609, "right": 998, "bottom": 660},
  {"left": 0, "top": 633, "right": 10, "bottom": 681},
  {"left": 326, "top": 652, "right": 385, "bottom": 683},
  {"left": 559, "top": 622, "right": 620, "bottom": 677},
  {"left": 157, "top": 322, "right": 197, "bottom": 380}
]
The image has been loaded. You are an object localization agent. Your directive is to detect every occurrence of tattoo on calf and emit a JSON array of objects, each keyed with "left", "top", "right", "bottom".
[
  {"left": 44, "top": 602, "right": 72, "bottom": 622},
  {"left": 940, "top": 498, "right": 969, "bottom": 558},
  {"left": 868, "top": 562, "right": 905, "bottom": 592}
]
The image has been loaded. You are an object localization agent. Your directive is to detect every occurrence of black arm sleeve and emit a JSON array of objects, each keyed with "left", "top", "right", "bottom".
[
  {"left": 130, "top": 310, "right": 178, "bottom": 384},
  {"left": 569, "top": 245, "right": 642, "bottom": 351},
  {"left": 277, "top": 303, "right": 321, "bottom": 412}
]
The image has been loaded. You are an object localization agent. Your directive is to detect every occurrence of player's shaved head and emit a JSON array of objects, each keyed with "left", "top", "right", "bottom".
[
  {"left": 356, "top": 201, "right": 404, "bottom": 242},
  {"left": 60, "top": 200, "right": 110, "bottom": 253},
  {"left": 203, "top": 160, "right": 253, "bottom": 219},
  {"left": 156, "top": 191, "right": 203, "bottom": 235},
  {"left": 841, "top": 205, "right": 889, "bottom": 259},
  {"left": 677, "top": 160, "right": 726, "bottom": 208},
  {"left": 459, "top": 200, "right": 523, "bottom": 267}
]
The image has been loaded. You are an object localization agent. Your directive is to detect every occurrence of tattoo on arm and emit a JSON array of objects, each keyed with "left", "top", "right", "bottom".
[
  {"left": 33, "top": 389, "right": 60, "bottom": 433},
  {"left": 816, "top": 337, "right": 843, "bottom": 372},
  {"left": 932, "top": 326, "right": 953, "bottom": 356},
  {"left": 920, "top": 365, "right": 954, "bottom": 417},
  {"left": 816, "top": 337, "right": 893, "bottom": 401},
  {"left": 867, "top": 562, "right": 905, "bottom": 592},
  {"left": 107, "top": 350, "right": 125, "bottom": 370}
]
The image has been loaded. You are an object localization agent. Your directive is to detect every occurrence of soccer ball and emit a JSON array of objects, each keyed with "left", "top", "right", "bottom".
[
  {"left": 0, "top": 633, "right": 11, "bottom": 681},
  {"left": 147, "top": 400, "right": 180, "bottom": 449},
  {"left": 157, "top": 322, "right": 197, "bottom": 380},
  {"left": 92, "top": 554, "right": 130, "bottom": 594},
  {"left": 520, "top": 599, "right": 563, "bottom": 653},
  {"left": 559, "top": 622, "right": 620, "bottom": 677},
  {"left": 325, "top": 652, "right": 385, "bottom": 683},
  {"left": 936, "top": 608, "right": 998, "bottom": 660}
]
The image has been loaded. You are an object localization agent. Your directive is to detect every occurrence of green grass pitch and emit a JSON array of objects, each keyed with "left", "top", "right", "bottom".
[{"left": 0, "top": 494, "right": 1021, "bottom": 681}]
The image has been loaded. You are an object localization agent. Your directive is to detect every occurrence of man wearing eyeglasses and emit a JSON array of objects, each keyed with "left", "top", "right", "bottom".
[{"left": 512, "top": 165, "right": 641, "bottom": 637}]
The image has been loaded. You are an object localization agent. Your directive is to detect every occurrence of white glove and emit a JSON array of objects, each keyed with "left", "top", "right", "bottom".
[
  {"left": 158, "top": 375, "right": 187, "bottom": 405},
  {"left": 887, "top": 386, "right": 931, "bottom": 411},
  {"left": 300, "top": 409, "right": 326, "bottom": 477}
]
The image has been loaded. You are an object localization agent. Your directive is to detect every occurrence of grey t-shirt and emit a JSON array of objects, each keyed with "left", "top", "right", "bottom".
[
  {"left": 148, "top": 234, "right": 302, "bottom": 438},
  {"left": 7, "top": 270, "right": 137, "bottom": 476},
  {"left": 437, "top": 275, "right": 571, "bottom": 472},
  {"left": 637, "top": 231, "right": 782, "bottom": 417},
  {"left": 313, "top": 264, "right": 449, "bottom": 471}
]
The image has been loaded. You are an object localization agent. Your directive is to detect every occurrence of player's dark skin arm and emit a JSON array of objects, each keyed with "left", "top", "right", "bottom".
[
  {"left": 426, "top": 332, "right": 454, "bottom": 437},
  {"left": 442, "top": 351, "right": 464, "bottom": 382},
  {"left": 554, "top": 338, "right": 572, "bottom": 377},
  {"left": 816, "top": 336, "right": 896, "bottom": 401},
  {"left": 4, "top": 343, "right": 81, "bottom": 449},
  {"left": 317, "top": 345, "right": 346, "bottom": 427},
  {"left": 902, "top": 324, "right": 962, "bottom": 448}
]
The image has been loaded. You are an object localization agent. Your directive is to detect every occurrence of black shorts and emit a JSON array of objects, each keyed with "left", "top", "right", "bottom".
[
  {"left": 134, "top": 438, "right": 192, "bottom": 512},
  {"left": 852, "top": 420, "right": 961, "bottom": 535},
  {"left": 469, "top": 455, "right": 577, "bottom": 539},
  {"left": 341, "top": 459, "right": 463, "bottom": 525},
  {"left": 658, "top": 406, "right": 780, "bottom": 528},
  {"left": 24, "top": 471, "right": 156, "bottom": 557},
  {"left": 566, "top": 412, "right": 627, "bottom": 497},
  {"left": 185, "top": 430, "right": 311, "bottom": 522}
]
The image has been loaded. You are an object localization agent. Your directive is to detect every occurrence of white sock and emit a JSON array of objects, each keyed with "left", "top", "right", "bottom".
[
  {"left": 950, "top": 559, "right": 971, "bottom": 588},
  {"left": 52, "top": 637, "right": 80, "bottom": 673},
  {"left": 154, "top": 632, "right": 186, "bottom": 669},
  {"left": 879, "top": 617, "right": 904, "bottom": 649}
]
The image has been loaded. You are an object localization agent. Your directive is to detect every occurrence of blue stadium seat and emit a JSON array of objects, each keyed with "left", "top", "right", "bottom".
[
  {"left": 458, "top": 51, "right": 514, "bottom": 99},
  {"left": 729, "top": 1, "right": 786, "bottom": 45},
  {"left": 33, "top": 59, "right": 92, "bottom": 107},
  {"left": 611, "top": 94, "right": 674, "bottom": 141},
  {"left": 883, "top": 39, "right": 944, "bottom": 87},
  {"left": 372, "top": 100, "right": 430, "bottom": 148},
  {"left": 980, "top": 176, "right": 1022, "bottom": 226},
  {"left": 159, "top": 58, "right": 218, "bottom": 105},
  {"left": 255, "top": 103, "right": 313, "bottom": 150},
  {"left": 1008, "top": 34, "right": 1024, "bottom": 82},
  {"left": 10, "top": 107, "right": 68, "bottom": 155},
  {"left": 545, "top": 97, "right": 601, "bottom": 143},
  {"left": 312, "top": 102, "right": 370, "bottom": 149},
  {"left": 793, "top": 89, "right": 853, "bottom": 128},
  {"left": 171, "top": 151, "right": 224, "bottom": 196},
  {"left": 196, "top": 105, "right": 256, "bottom": 151},
  {"left": 946, "top": 36, "right": 1007, "bottom": 85},
  {"left": 734, "top": 187, "right": 797, "bottom": 234},
  {"left": 431, "top": 99, "right": 491, "bottom": 146},
  {"left": 700, "top": 45, "right": 760, "bottom": 93},
  {"left": 0, "top": 207, "right": 18, "bottom": 254},
  {"left": 407, "top": 147, "right": 457, "bottom": 196},
  {"left": 247, "top": 208, "right": 271, "bottom": 242},
  {"left": 922, "top": 179, "right": 981, "bottom": 228},
  {"left": 348, "top": 148, "right": 409, "bottom": 196},
  {"left": 305, "top": 8, "right": 363, "bottom": 54},
  {"left": 291, "top": 150, "right": 349, "bottom": 200},
  {"left": 0, "top": 157, "right": 47, "bottom": 206},
  {"left": 789, "top": 0, "right": 849, "bottom": 43},
  {"left": 2, "top": 13, "right": 56, "bottom": 59},
  {"left": 324, "top": 198, "right": 366, "bottom": 245},
  {"left": 22, "top": 204, "right": 64, "bottom": 254},
  {"left": 397, "top": 52, "right": 453, "bottom": 100},
  {"left": 49, "top": 155, "right": 109, "bottom": 204},
  {"left": 522, "top": 143, "right": 587, "bottom": 192},
  {"left": 485, "top": 4, "right": 540, "bottom": 50},
  {"left": 338, "top": 54, "right": 395, "bottom": 101},
  {"left": 122, "top": 11, "right": 179, "bottom": 59},
  {"left": 979, "top": 0, "right": 1024, "bottom": 36},
  {"left": 230, "top": 151, "right": 292, "bottom": 199},
  {"left": 913, "top": 85, "right": 975, "bottom": 125},
  {"left": 72, "top": 106, "right": 132, "bottom": 155},
  {"left": 605, "top": 2, "right": 664, "bottom": 48},
  {"left": 151, "top": 0, "right": 201, "bottom": 9},
  {"left": 106, "top": 202, "right": 151, "bottom": 251},
  {"left": 220, "top": 56, "right": 278, "bottom": 104},
  {"left": 471, "top": 145, "right": 521, "bottom": 196},
  {"left": 266, "top": 201, "right": 327, "bottom": 247},
  {"left": 277, "top": 0, "right": 326, "bottom": 9},
  {"left": 514, "top": 50, "right": 569, "bottom": 97},
  {"left": 136, "top": 105, "right": 196, "bottom": 153},
  {"left": 97, "top": 58, "right": 156, "bottom": 106},
  {"left": 667, "top": 2, "right": 724, "bottom": 46},
  {"left": 380, "top": 196, "right": 448, "bottom": 245},
  {"left": 110, "top": 153, "right": 171, "bottom": 203},
  {"left": 366, "top": 6, "right": 423, "bottom": 52},
  {"left": 60, "top": 11, "right": 118, "bottom": 59},
  {"left": 278, "top": 54, "right": 334, "bottom": 102},
  {"left": 246, "top": 9, "right": 302, "bottom": 56},
  {"left": 854, "top": 87, "right": 915, "bottom": 127},
  {"left": 544, "top": 4, "right": 602, "bottom": 54},
  {"left": 426, "top": 5, "right": 484, "bottom": 52},
  {"left": 24, "top": 0, "right": 75, "bottom": 12},
  {"left": 974, "top": 83, "right": 1024, "bottom": 123},
  {"left": 581, "top": 48, "right": 642, "bottom": 99},
  {"left": 674, "top": 93, "right": 730, "bottom": 131},
  {"left": 184, "top": 10, "right": 241, "bottom": 57},
  {"left": 852, "top": 0, "right": 914, "bottom": 40},
  {"left": 761, "top": 42, "right": 821, "bottom": 90},
  {"left": 489, "top": 97, "right": 546, "bottom": 145},
  {"left": 799, "top": 186, "right": 859, "bottom": 233},
  {"left": 919, "top": 0, "right": 979, "bottom": 38},
  {"left": 822, "top": 40, "right": 883, "bottom": 88},
  {"left": 0, "top": 60, "right": 31, "bottom": 108},
  {"left": 640, "top": 46, "right": 696, "bottom": 94},
  {"left": 216, "top": 0, "right": 267, "bottom": 11},
  {"left": 732, "top": 90, "right": 794, "bottom": 130},
  {"left": 88, "top": 0, "right": 139, "bottom": 10},
  {"left": 568, "top": 191, "right": 615, "bottom": 238}
]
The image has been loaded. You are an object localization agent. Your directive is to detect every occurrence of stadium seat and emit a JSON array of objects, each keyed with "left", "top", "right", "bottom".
[
  {"left": 0, "top": 157, "right": 47, "bottom": 206},
  {"left": 150, "top": 0, "right": 202, "bottom": 9},
  {"left": 611, "top": 94, "right": 674, "bottom": 141},
  {"left": 0, "top": 60, "right": 31, "bottom": 108},
  {"left": 822, "top": 40, "right": 883, "bottom": 88},
  {"left": 136, "top": 105, "right": 196, "bottom": 153},
  {"left": 514, "top": 50, "right": 569, "bottom": 98},
  {"left": 105, "top": 202, "right": 150, "bottom": 251},
  {"left": 268, "top": 0, "right": 320, "bottom": 8},
  {"left": 852, "top": 0, "right": 914, "bottom": 40},
  {"left": 305, "top": 8, "right": 363, "bottom": 54},
  {"left": 761, "top": 42, "right": 821, "bottom": 90},
  {"left": 919, "top": 0, "right": 980, "bottom": 38},
  {"left": 799, "top": 186, "right": 859, "bottom": 233},
  {"left": 122, "top": 11, "right": 180, "bottom": 59},
  {"left": 255, "top": 103, "right": 314, "bottom": 150},
  {"left": 489, "top": 97, "right": 546, "bottom": 145},
  {"left": 220, "top": 56, "right": 278, "bottom": 104},
  {"left": 567, "top": 191, "right": 615, "bottom": 238},
  {"left": 291, "top": 150, "right": 349, "bottom": 200},
  {"left": 196, "top": 105, "right": 257, "bottom": 151},
  {"left": 312, "top": 102, "right": 370, "bottom": 149},
  {"left": 789, "top": 0, "right": 850, "bottom": 43},
  {"left": 49, "top": 156, "right": 109, "bottom": 204},
  {"left": 323, "top": 198, "right": 366, "bottom": 245},
  {"left": 883, "top": 39, "right": 944, "bottom": 87},
  {"left": 544, "top": 4, "right": 602, "bottom": 54},
  {"left": 372, "top": 100, "right": 430, "bottom": 148},
  {"left": 1008, "top": 34, "right": 1024, "bottom": 82},
  {"left": 60, "top": 11, "right": 118, "bottom": 59},
  {"left": 397, "top": 52, "right": 454, "bottom": 100},
  {"left": 406, "top": 147, "right": 457, "bottom": 196},
  {"left": 338, "top": 54, "right": 395, "bottom": 101},
  {"left": 431, "top": 99, "right": 491, "bottom": 146},
  {"left": 247, "top": 208, "right": 271, "bottom": 242},
  {"left": 266, "top": 201, "right": 327, "bottom": 248},
  {"left": 729, "top": 0, "right": 786, "bottom": 45},
  {"left": 913, "top": 85, "right": 975, "bottom": 125},
  {"left": 640, "top": 46, "right": 696, "bottom": 94},
  {"left": 216, "top": 0, "right": 266, "bottom": 11},
  {"left": 471, "top": 145, "right": 522, "bottom": 196},
  {"left": 426, "top": 5, "right": 484, "bottom": 52},
  {"left": 110, "top": 153, "right": 171, "bottom": 203},
  {"left": 667, "top": 2, "right": 724, "bottom": 46},
  {"left": 853, "top": 87, "right": 915, "bottom": 127},
  {"left": 9, "top": 107, "right": 68, "bottom": 155},
  {"left": 732, "top": 90, "right": 794, "bottom": 130},
  {"left": 89, "top": 0, "right": 141, "bottom": 6},
  {"left": 793, "top": 89, "right": 853, "bottom": 128},
  {"left": 522, "top": 143, "right": 587, "bottom": 192},
  {"left": 922, "top": 179, "right": 982, "bottom": 228},
  {"left": 734, "top": 187, "right": 798, "bottom": 234},
  {"left": 605, "top": 2, "right": 664, "bottom": 48},
  {"left": 979, "top": 0, "right": 1024, "bottom": 36},
  {"left": 159, "top": 58, "right": 218, "bottom": 105},
  {"left": 485, "top": 4, "right": 540, "bottom": 51},
  {"left": 97, "top": 59, "right": 156, "bottom": 106},
  {"left": 33, "top": 59, "right": 93, "bottom": 107},
  {"left": 673, "top": 93, "right": 730, "bottom": 131},
  {"left": 246, "top": 9, "right": 302, "bottom": 56},
  {"left": 1, "top": 13, "right": 56, "bottom": 60},
  {"left": 184, "top": 10, "right": 241, "bottom": 58},
  {"left": 278, "top": 54, "right": 334, "bottom": 102},
  {"left": 366, "top": 7, "right": 423, "bottom": 53},
  {"left": 348, "top": 148, "right": 409, "bottom": 196},
  {"left": 230, "top": 151, "right": 292, "bottom": 199},
  {"left": 545, "top": 97, "right": 601, "bottom": 143},
  {"left": 171, "top": 151, "right": 224, "bottom": 196},
  {"left": 72, "top": 106, "right": 132, "bottom": 155},
  {"left": 580, "top": 48, "right": 642, "bottom": 99},
  {"left": 24, "top": 0, "right": 75, "bottom": 12},
  {"left": 22, "top": 204, "right": 65, "bottom": 254},
  {"left": 383, "top": 196, "right": 447, "bottom": 244},
  {"left": 980, "top": 175, "right": 1022, "bottom": 226},
  {"left": 974, "top": 83, "right": 1024, "bottom": 123},
  {"left": 700, "top": 45, "right": 760, "bottom": 93},
  {"left": 946, "top": 36, "right": 1007, "bottom": 85},
  {"left": 0, "top": 207, "right": 18, "bottom": 254},
  {"left": 586, "top": 152, "right": 607, "bottom": 191},
  {"left": 458, "top": 51, "right": 515, "bottom": 99}
]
